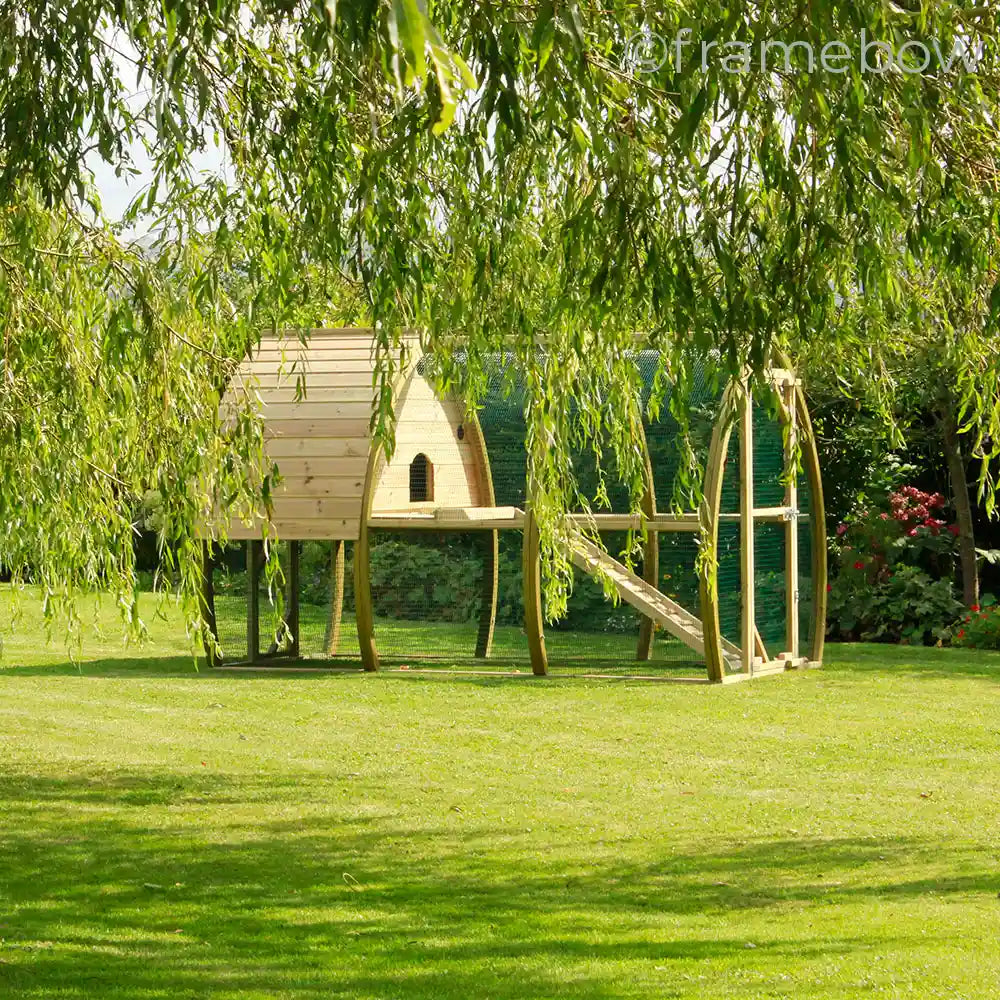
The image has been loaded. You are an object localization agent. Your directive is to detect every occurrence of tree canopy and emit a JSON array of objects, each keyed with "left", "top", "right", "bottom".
[{"left": 1, "top": 1, "right": 999, "bottom": 633}]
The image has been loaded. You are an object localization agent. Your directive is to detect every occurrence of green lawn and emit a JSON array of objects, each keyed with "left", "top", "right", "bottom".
[{"left": 1, "top": 590, "right": 999, "bottom": 998}]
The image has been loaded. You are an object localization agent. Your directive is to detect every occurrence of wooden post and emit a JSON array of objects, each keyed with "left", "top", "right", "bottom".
[
  {"left": 784, "top": 383, "right": 800, "bottom": 659},
  {"left": 199, "top": 542, "right": 220, "bottom": 668},
  {"left": 247, "top": 540, "right": 262, "bottom": 664},
  {"left": 794, "top": 380, "right": 828, "bottom": 665},
  {"left": 288, "top": 541, "right": 300, "bottom": 659},
  {"left": 324, "top": 539, "right": 346, "bottom": 657},
  {"left": 636, "top": 425, "right": 659, "bottom": 662},
  {"left": 468, "top": 409, "right": 499, "bottom": 659},
  {"left": 739, "top": 385, "right": 756, "bottom": 675},
  {"left": 698, "top": 385, "right": 740, "bottom": 683},
  {"left": 354, "top": 522, "right": 379, "bottom": 672},
  {"left": 522, "top": 508, "right": 548, "bottom": 675},
  {"left": 475, "top": 529, "right": 498, "bottom": 658}
]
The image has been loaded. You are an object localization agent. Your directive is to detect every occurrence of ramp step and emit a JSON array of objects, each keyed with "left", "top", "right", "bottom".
[{"left": 569, "top": 535, "right": 710, "bottom": 657}]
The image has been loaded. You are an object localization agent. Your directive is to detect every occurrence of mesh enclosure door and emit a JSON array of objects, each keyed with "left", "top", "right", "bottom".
[
  {"left": 754, "top": 521, "right": 787, "bottom": 656},
  {"left": 797, "top": 479, "right": 815, "bottom": 657}
]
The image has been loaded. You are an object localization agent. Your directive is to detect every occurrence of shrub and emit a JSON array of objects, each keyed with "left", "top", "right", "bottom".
[
  {"left": 827, "top": 486, "right": 964, "bottom": 644},
  {"left": 951, "top": 596, "right": 1000, "bottom": 650}
]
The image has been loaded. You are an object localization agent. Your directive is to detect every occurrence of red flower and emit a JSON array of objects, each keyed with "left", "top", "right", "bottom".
[
  {"left": 971, "top": 604, "right": 980, "bottom": 612},
  {"left": 947, "top": 524, "right": 961, "bottom": 537},
  {"left": 853, "top": 560, "right": 865, "bottom": 570},
  {"left": 957, "top": 629, "right": 966, "bottom": 639},
  {"left": 907, "top": 528, "right": 918, "bottom": 537},
  {"left": 826, "top": 583, "right": 832, "bottom": 592}
]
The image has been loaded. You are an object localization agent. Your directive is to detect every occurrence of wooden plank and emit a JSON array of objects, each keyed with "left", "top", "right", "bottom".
[
  {"left": 368, "top": 507, "right": 525, "bottom": 530},
  {"left": 265, "top": 432, "right": 373, "bottom": 456},
  {"left": 264, "top": 416, "right": 378, "bottom": 435},
  {"left": 264, "top": 441, "right": 369, "bottom": 461},
  {"left": 233, "top": 390, "right": 378, "bottom": 411},
  {"left": 228, "top": 518, "right": 359, "bottom": 540},
  {"left": 264, "top": 497, "right": 365, "bottom": 520},
  {"left": 784, "top": 382, "right": 800, "bottom": 659},
  {"left": 324, "top": 539, "right": 346, "bottom": 657},
  {"left": 246, "top": 359, "right": 381, "bottom": 374},
  {"left": 238, "top": 371, "right": 382, "bottom": 388},
  {"left": 265, "top": 475, "right": 368, "bottom": 499},
  {"left": 739, "top": 384, "right": 756, "bottom": 676},
  {"left": 259, "top": 386, "right": 375, "bottom": 408}
]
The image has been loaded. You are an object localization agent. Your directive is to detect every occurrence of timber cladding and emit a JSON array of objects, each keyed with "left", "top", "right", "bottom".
[{"left": 224, "top": 329, "right": 485, "bottom": 540}]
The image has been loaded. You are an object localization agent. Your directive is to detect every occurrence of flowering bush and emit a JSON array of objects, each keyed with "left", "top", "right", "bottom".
[
  {"left": 951, "top": 597, "right": 1000, "bottom": 650},
  {"left": 827, "top": 486, "right": 964, "bottom": 644}
]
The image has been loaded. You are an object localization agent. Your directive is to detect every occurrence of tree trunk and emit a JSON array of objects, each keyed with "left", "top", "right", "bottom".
[{"left": 940, "top": 407, "right": 979, "bottom": 608}]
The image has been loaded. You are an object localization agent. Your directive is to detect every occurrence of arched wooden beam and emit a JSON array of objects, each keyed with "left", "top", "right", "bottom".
[
  {"left": 698, "top": 383, "right": 741, "bottom": 683},
  {"left": 522, "top": 506, "right": 548, "bottom": 675},
  {"left": 636, "top": 421, "right": 659, "bottom": 661},
  {"left": 355, "top": 365, "right": 419, "bottom": 671},
  {"left": 772, "top": 351, "right": 827, "bottom": 666},
  {"left": 794, "top": 381, "right": 828, "bottom": 664},
  {"left": 464, "top": 408, "right": 499, "bottom": 658}
]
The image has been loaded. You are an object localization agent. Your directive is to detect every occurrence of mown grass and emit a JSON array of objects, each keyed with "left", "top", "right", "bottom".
[{"left": 1, "top": 588, "right": 999, "bottom": 998}]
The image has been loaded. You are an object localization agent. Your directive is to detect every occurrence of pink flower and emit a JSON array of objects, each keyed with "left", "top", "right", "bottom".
[
  {"left": 907, "top": 528, "right": 918, "bottom": 537},
  {"left": 880, "top": 512, "right": 889, "bottom": 520},
  {"left": 836, "top": 523, "right": 849, "bottom": 536}
]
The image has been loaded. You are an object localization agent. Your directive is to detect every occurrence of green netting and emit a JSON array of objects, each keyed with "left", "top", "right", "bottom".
[
  {"left": 210, "top": 540, "right": 363, "bottom": 666},
  {"left": 755, "top": 521, "right": 787, "bottom": 654},
  {"left": 212, "top": 542, "right": 249, "bottom": 663},
  {"left": 753, "top": 399, "right": 787, "bottom": 508}
]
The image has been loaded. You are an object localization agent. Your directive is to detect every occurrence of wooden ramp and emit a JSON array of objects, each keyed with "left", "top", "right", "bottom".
[{"left": 568, "top": 534, "right": 741, "bottom": 672}]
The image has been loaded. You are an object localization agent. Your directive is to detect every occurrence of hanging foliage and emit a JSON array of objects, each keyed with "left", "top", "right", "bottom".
[{"left": 1, "top": 1, "right": 999, "bottom": 633}]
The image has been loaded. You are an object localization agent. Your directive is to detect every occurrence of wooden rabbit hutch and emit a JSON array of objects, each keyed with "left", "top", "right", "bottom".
[{"left": 202, "top": 328, "right": 827, "bottom": 683}]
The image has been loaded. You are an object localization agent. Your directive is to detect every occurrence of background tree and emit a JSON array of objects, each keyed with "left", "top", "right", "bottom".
[{"left": 2, "top": 1, "right": 999, "bottom": 637}]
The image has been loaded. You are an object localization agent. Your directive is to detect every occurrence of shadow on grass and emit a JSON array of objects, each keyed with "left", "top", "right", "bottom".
[
  {"left": 1, "top": 770, "right": 996, "bottom": 999},
  {"left": 0, "top": 655, "right": 708, "bottom": 684}
]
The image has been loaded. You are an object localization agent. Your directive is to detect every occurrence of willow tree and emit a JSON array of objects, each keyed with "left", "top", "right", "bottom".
[{"left": 1, "top": 1, "right": 999, "bottom": 637}]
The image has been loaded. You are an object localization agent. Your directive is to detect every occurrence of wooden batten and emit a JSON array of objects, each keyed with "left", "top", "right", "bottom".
[{"left": 739, "top": 384, "right": 756, "bottom": 676}]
